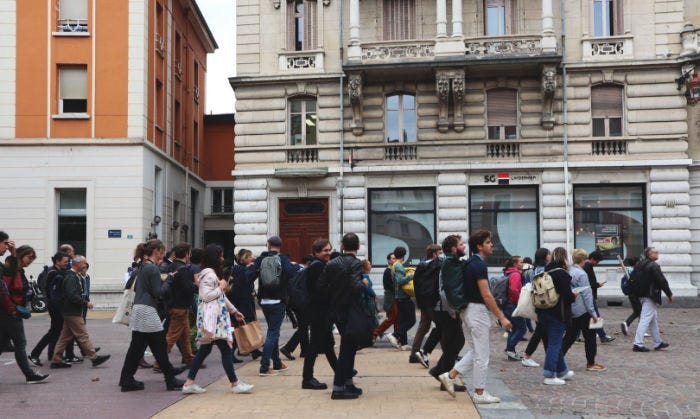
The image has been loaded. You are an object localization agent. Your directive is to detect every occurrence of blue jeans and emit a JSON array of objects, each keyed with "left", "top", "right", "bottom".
[
  {"left": 260, "top": 302, "right": 285, "bottom": 373},
  {"left": 188, "top": 339, "right": 238, "bottom": 383},
  {"left": 504, "top": 303, "right": 527, "bottom": 352},
  {"left": 538, "top": 311, "right": 569, "bottom": 378}
]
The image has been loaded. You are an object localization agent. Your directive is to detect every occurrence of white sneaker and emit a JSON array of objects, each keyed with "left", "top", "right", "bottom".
[
  {"left": 559, "top": 370, "right": 575, "bottom": 380},
  {"left": 438, "top": 372, "right": 456, "bottom": 398},
  {"left": 620, "top": 321, "right": 629, "bottom": 336},
  {"left": 521, "top": 357, "right": 540, "bottom": 367},
  {"left": 232, "top": 381, "right": 254, "bottom": 394},
  {"left": 182, "top": 383, "right": 206, "bottom": 394},
  {"left": 400, "top": 345, "right": 412, "bottom": 351},
  {"left": 544, "top": 377, "right": 566, "bottom": 385},
  {"left": 386, "top": 334, "right": 400, "bottom": 349},
  {"left": 472, "top": 391, "right": 501, "bottom": 404},
  {"left": 644, "top": 333, "right": 651, "bottom": 337}
]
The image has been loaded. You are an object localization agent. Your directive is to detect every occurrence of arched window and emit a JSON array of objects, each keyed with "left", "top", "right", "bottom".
[
  {"left": 591, "top": 84, "right": 623, "bottom": 137},
  {"left": 386, "top": 94, "right": 416, "bottom": 143},
  {"left": 486, "top": 88, "right": 517, "bottom": 140},
  {"left": 289, "top": 97, "right": 317, "bottom": 145}
]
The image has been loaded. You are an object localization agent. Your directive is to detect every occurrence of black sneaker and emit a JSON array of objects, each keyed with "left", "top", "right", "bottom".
[
  {"left": 600, "top": 336, "right": 616, "bottom": 343},
  {"left": 50, "top": 362, "right": 71, "bottom": 369},
  {"left": 345, "top": 384, "right": 363, "bottom": 395},
  {"left": 28, "top": 355, "right": 43, "bottom": 367},
  {"left": 302, "top": 378, "right": 328, "bottom": 390},
  {"left": 654, "top": 342, "right": 670, "bottom": 351},
  {"left": 120, "top": 380, "right": 145, "bottom": 392},
  {"left": 280, "top": 347, "right": 296, "bottom": 361},
  {"left": 92, "top": 354, "right": 111, "bottom": 367},
  {"left": 26, "top": 373, "right": 50, "bottom": 384},
  {"left": 331, "top": 389, "right": 359, "bottom": 400},
  {"left": 64, "top": 356, "right": 84, "bottom": 364},
  {"left": 633, "top": 345, "right": 650, "bottom": 352}
]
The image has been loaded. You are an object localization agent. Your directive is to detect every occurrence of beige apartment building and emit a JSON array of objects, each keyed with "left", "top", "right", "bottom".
[{"left": 231, "top": 0, "right": 700, "bottom": 297}]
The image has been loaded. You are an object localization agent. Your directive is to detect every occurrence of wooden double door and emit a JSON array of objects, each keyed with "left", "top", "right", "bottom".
[{"left": 279, "top": 198, "right": 329, "bottom": 263}]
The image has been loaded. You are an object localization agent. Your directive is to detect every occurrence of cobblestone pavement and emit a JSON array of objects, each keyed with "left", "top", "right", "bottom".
[{"left": 2, "top": 305, "right": 698, "bottom": 418}]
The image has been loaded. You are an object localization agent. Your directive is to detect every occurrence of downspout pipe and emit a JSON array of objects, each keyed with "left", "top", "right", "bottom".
[
  {"left": 338, "top": 0, "right": 345, "bottom": 237},
  {"left": 561, "top": 0, "right": 571, "bottom": 254}
]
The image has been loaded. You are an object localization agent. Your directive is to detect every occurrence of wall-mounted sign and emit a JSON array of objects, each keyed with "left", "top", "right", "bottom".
[
  {"left": 479, "top": 172, "right": 539, "bottom": 185},
  {"left": 595, "top": 224, "right": 622, "bottom": 260},
  {"left": 108, "top": 229, "right": 122, "bottom": 238}
]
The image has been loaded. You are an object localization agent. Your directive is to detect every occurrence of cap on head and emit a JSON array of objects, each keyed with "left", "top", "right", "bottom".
[{"left": 267, "top": 235, "right": 283, "bottom": 247}]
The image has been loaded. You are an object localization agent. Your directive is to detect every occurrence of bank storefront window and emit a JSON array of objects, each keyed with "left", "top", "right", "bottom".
[
  {"left": 369, "top": 188, "right": 436, "bottom": 266},
  {"left": 574, "top": 184, "right": 645, "bottom": 263},
  {"left": 469, "top": 186, "right": 539, "bottom": 266}
]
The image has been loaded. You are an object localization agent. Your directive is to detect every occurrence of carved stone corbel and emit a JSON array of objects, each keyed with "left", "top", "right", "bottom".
[
  {"left": 348, "top": 73, "right": 364, "bottom": 136},
  {"left": 273, "top": 0, "right": 281, "bottom": 9},
  {"left": 436, "top": 71, "right": 451, "bottom": 133},
  {"left": 541, "top": 65, "right": 556, "bottom": 130},
  {"left": 452, "top": 72, "right": 465, "bottom": 132}
]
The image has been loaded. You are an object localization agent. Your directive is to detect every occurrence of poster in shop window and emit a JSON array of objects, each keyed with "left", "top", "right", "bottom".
[{"left": 595, "top": 224, "right": 622, "bottom": 260}]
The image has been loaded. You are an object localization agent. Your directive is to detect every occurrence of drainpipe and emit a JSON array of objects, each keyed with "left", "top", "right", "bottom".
[
  {"left": 338, "top": 0, "right": 345, "bottom": 237},
  {"left": 561, "top": 0, "right": 571, "bottom": 254}
]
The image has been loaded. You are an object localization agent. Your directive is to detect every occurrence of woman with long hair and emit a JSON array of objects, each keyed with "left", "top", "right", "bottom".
[
  {"left": 181, "top": 244, "right": 254, "bottom": 394},
  {"left": 119, "top": 240, "right": 186, "bottom": 392},
  {"left": 1, "top": 244, "right": 50, "bottom": 383},
  {"left": 537, "top": 247, "right": 578, "bottom": 385},
  {"left": 503, "top": 255, "right": 526, "bottom": 361}
]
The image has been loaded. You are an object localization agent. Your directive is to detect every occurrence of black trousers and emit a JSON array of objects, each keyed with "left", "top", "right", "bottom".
[
  {"left": 562, "top": 313, "right": 597, "bottom": 366},
  {"left": 525, "top": 320, "right": 548, "bottom": 356},
  {"left": 302, "top": 307, "right": 337, "bottom": 381},
  {"left": 431, "top": 311, "right": 464, "bottom": 376},
  {"left": 119, "top": 330, "right": 176, "bottom": 385},
  {"left": 625, "top": 294, "right": 643, "bottom": 326},
  {"left": 31, "top": 306, "right": 74, "bottom": 360},
  {"left": 283, "top": 307, "right": 310, "bottom": 356},
  {"left": 333, "top": 332, "right": 357, "bottom": 388}
]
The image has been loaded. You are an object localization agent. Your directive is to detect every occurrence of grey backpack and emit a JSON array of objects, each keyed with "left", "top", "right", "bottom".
[{"left": 259, "top": 254, "right": 283, "bottom": 291}]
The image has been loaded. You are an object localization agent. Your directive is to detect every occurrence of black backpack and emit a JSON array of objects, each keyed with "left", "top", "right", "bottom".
[
  {"left": 628, "top": 268, "right": 652, "bottom": 297},
  {"left": 413, "top": 258, "right": 442, "bottom": 309},
  {"left": 287, "top": 260, "right": 322, "bottom": 310},
  {"left": 36, "top": 265, "right": 50, "bottom": 295}
]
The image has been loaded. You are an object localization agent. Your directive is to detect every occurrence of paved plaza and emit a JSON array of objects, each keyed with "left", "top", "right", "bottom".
[{"left": 1, "top": 305, "right": 698, "bottom": 418}]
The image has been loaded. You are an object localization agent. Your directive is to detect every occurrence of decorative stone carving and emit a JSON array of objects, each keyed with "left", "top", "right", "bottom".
[
  {"left": 681, "top": 23, "right": 698, "bottom": 57},
  {"left": 287, "top": 55, "right": 316, "bottom": 69},
  {"left": 541, "top": 65, "right": 556, "bottom": 130},
  {"left": 361, "top": 42, "right": 435, "bottom": 62},
  {"left": 273, "top": 0, "right": 281, "bottom": 9},
  {"left": 465, "top": 36, "right": 542, "bottom": 56},
  {"left": 435, "top": 70, "right": 465, "bottom": 133},
  {"left": 323, "top": 0, "right": 330, "bottom": 5},
  {"left": 436, "top": 72, "right": 451, "bottom": 133},
  {"left": 348, "top": 73, "right": 364, "bottom": 136},
  {"left": 452, "top": 73, "right": 465, "bottom": 132}
]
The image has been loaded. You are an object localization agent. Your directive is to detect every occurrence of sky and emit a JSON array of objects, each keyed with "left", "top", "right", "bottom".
[{"left": 197, "top": 0, "right": 236, "bottom": 115}]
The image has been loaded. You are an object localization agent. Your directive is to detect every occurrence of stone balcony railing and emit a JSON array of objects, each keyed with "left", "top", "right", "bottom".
[
  {"left": 464, "top": 35, "right": 543, "bottom": 56},
  {"left": 581, "top": 34, "right": 634, "bottom": 61},
  {"left": 287, "top": 147, "right": 319, "bottom": 163},
  {"left": 279, "top": 50, "right": 325, "bottom": 71},
  {"left": 360, "top": 40, "right": 436, "bottom": 63}
]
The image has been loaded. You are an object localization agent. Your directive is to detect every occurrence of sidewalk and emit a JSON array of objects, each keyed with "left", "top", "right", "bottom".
[{"left": 153, "top": 338, "right": 479, "bottom": 419}]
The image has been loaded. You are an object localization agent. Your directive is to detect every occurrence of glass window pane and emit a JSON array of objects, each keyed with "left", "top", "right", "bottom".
[
  {"left": 59, "top": 189, "right": 86, "bottom": 210},
  {"left": 470, "top": 187, "right": 537, "bottom": 210},
  {"left": 488, "top": 126, "right": 501, "bottom": 139},
  {"left": 609, "top": 118, "right": 622, "bottom": 136},
  {"left": 291, "top": 100, "right": 302, "bottom": 113},
  {"left": 403, "top": 109, "right": 416, "bottom": 142},
  {"left": 58, "top": 216, "right": 86, "bottom": 256},
  {"left": 290, "top": 114, "right": 302, "bottom": 145},
  {"left": 504, "top": 125, "right": 517, "bottom": 139},
  {"left": 371, "top": 189, "right": 434, "bottom": 211},
  {"left": 305, "top": 117, "right": 317, "bottom": 145},
  {"left": 470, "top": 212, "right": 537, "bottom": 266},
  {"left": 306, "top": 99, "right": 316, "bottom": 112},
  {"left": 574, "top": 186, "right": 644, "bottom": 209},
  {"left": 403, "top": 94, "right": 414, "bottom": 109},
  {"left": 212, "top": 189, "right": 222, "bottom": 208},
  {"left": 387, "top": 95, "right": 399, "bottom": 110},
  {"left": 592, "top": 118, "right": 605, "bottom": 137},
  {"left": 486, "top": 7, "right": 500, "bottom": 36},
  {"left": 593, "top": 1, "right": 604, "bottom": 37},
  {"left": 387, "top": 110, "right": 399, "bottom": 142},
  {"left": 574, "top": 209, "right": 644, "bottom": 262}
]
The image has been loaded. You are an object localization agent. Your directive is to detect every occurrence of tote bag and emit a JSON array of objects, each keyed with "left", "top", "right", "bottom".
[
  {"left": 112, "top": 274, "right": 137, "bottom": 326},
  {"left": 512, "top": 283, "right": 537, "bottom": 321},
  {"left": 233, "top": 320, "right": 264, "bottom": 355}
]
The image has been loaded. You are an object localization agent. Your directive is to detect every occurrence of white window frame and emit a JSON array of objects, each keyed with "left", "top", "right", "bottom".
[
  {"left": 385, "top": 93, "right": 417, "bottom": 143},
  {"left": 486, "top": 88, "right": 518, "bottom": 140},
  {"left": 57, "top": 65, "right": 88, "bottom": 117},
  {"left": 591, "top": 84, "right": 624, "bottom": 137},
  {"left": 289, "top": 97, "right": 318, "bottom": 146}
]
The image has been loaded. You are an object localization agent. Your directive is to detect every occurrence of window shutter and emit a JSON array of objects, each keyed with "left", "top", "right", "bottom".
[
  {"left": 383, "top": 0, "right": 415, "bottom": 40},
  {"left": 287, "top": 1, "right": 296, "bottom": 50},
  {"left": 591, "top": 85, "right": 622, "bottom": 118},
  {"left": 487, "top": 89, "right": 517, "bottom": 126},
  {"left": 59, "top": 66, "right": 87, "bottom": 99},
  {"left": 59, "top": 0, "right": 88, "bottom": 20},
  {"left": 304, "top": 0, "right": 317, "bottom": 49}
]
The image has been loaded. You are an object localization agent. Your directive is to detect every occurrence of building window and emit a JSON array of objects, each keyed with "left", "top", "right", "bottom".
[
  {"left": 487, "top": 89, "right": 517, "bottom": 140},
  {"left": 592, "top": 85, "right": 623, "bottom": 137},
  {"left": 469, "top": 186, "right": 538, "bottom": 266},
  {"left": 485, "top": 0, "right": 514, "bottom": 36},
  {"left": 193, "top": 120, "right": 199, "bottom": 172},
  {"left": 592, "top": 0, "right": 622, "bottom": 37},
  {"left": 383, "top": 0, "right": 415, "bottom": 40},
  {"left": 193, "top": 61, "right": 200, "bottom": 104},
  {"left": 58, "top": 65, "right": 88, "bottom": 114},
  {"left": 212, "top": 188, "right": 234, "bottom": 214},
  {"left": 386, "top": 94, "right": 416, "bottom": 143},
  {"left": 57, "top": 189, "right": 87, "bottom": 256},
  {"left": 369, "top": 188, "right": 436, "bottom": 266},
  {"left": 289, "top": 98, "right": 317, "bottom": 145},
  {"left": 287, "top": 0, "right": 317, "bottom": 51},
  {"left": 58, "top": 0, "right": 88, "bottom": 32},
  {"left": 574, "top": 184, "right": 645, "bottom": 263}
]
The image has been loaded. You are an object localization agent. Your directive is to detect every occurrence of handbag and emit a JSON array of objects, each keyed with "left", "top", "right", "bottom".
[
  {"left": 512, "top": 283, "right": 537, "bottom": 321},
  {"left": 233, "top": 320, "right": 264, "bottom": 355},
  {"left": 345, "top": 299, "right": 375, "bottom": 349},
  {"left": 112, "top": 272, "right": 137, "bottom": 326},
  {"left": 15, "top": 304, "right": 32, "bottom": 319}
]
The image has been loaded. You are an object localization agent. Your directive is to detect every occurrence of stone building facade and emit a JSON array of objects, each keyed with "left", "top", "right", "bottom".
[{"left": 231, "top": 0, "right": 700, "bottom": 297}]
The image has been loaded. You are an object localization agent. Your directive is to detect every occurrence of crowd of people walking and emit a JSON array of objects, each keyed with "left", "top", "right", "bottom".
[{"left": 0, "top": 227, "right": 674, "bottom": 406}]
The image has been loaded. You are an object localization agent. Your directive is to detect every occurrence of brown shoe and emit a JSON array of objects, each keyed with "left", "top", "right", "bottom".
[
  {"left": 273, "top": 363, "right": 288, "bottom": 372},
  {"left": 259, "top": 368, "right": 279, "bottom": 376}
]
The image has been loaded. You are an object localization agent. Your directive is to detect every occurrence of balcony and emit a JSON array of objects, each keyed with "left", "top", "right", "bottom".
[
  {"left": 465, "top": 35, "right": 543, "bottom": 57},
  {"left": 581, "top": 35, "right": 634, "bottom": 61},
  {"left": 56, "top": 18, "right": 88, "bottom": 33},
  {"left": 279, "top": 50, "right": 325, "bottom": 72},
  {"left": 385, "top": 144, "right": 418, "bottom": 161},
  {"left": 486, "top": 142, "right": 520, "bottom": 159},
  {"left": 360, "top": 40, "right": 435, "bottom": 63},
  {"left": 287, "top": 147, "right": 319, "bottom": 163},
  {"left": 592, "top": 140, "right": 627, "bottom": 156}
]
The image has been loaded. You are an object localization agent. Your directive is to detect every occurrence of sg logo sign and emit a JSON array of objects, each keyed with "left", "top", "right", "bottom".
[{"left": 484, "top": 175, "right": 497, "bottom": 183}]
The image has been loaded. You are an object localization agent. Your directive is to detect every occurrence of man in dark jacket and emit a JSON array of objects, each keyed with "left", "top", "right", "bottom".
[
  {"left": 321, "top": 232, "right": 366, "bottom": 400},
  {"left": 301, "top": 238, "right": 337, "bottom": 390},
  {"left": 410, "top": 244, "right": 442, "bottom": 367},
  {"left": 254, "top": 235, "right": 300, "bottom": 376},
  {"left": 633, "top": 247, "right": 672, "bottom": 352},
  {"left": 583, "top": 251, "right": 614, "bottom": 343},
  {"left": 49, "top": 256, "right": 110, "bottom": 369}
]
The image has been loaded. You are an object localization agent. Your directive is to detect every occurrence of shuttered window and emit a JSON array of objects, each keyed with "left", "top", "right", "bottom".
[
  {"left": 383, "top": 0, "right": 415, "bottom": 40},
  {"left": 593, "top": 0, "right": 622, "bottom": 37},
  {"left": 59, "top": 65, "right": 87, "bottom": 113},
  {"left": 592, "top": 85, "right": 623, "bottom": 137},
  {"left": 487, "top": 89, "right": 517, "bottom": 139},
  {"left": 288, "top": 0, "right": 317, "bottom": 51}
]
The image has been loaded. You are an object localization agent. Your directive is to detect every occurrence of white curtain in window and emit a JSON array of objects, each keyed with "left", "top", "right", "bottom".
[
  {"left": 59, "top": 0, "right": 88, "bottom": 19},
  {"left": 59, "top": 66, "right": 87, "bottom": 99}
]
